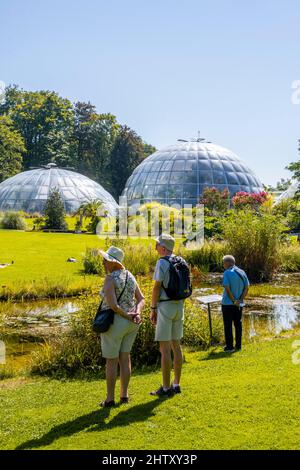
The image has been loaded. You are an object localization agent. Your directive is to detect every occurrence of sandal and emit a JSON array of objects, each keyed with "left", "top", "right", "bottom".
[{"left": 99, "top": 400, "right": 115, "bottom": 408}]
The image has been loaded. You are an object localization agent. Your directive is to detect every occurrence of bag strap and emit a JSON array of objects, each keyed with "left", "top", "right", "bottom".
[
  {"left": 116, "top": 270, "right": 128, "bottom": 303},
  {"left": 233, "top": 268, "right": 247, "bottom": 301},
  {"left": 99, "top": 270, "right": 128, "bottom": 310}
]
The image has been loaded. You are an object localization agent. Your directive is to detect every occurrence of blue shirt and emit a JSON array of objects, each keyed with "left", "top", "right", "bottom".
[{"left": 222, "top": 266, "right": 250, "bottom": 306}]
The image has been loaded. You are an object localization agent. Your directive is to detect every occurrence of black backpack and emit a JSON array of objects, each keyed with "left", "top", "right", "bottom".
[{"left": 161, "top": 256, "right": 192, "bottom": 301}]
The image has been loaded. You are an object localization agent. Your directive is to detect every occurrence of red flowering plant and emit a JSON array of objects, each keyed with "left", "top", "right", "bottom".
[
  {"left": 199, "top": 187, "right": 230, "bottom": 216},
  {"left": 231, "top": 191, "right": 270, "bottom": 211}
]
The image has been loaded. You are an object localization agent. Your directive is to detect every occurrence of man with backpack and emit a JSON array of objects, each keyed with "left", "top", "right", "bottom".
[
  {"left": 150, "top": 234, "right": 192, "bottom": 397},
  {"left": 222, "top": 255, "right": 250, "bottom": 353}
]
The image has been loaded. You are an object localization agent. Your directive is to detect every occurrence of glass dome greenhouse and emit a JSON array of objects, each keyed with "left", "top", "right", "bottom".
[
  {"left": 0, "top": 163, "right": 118, "bottom": 215},
  {"left": 274, "top": 180, "right": 299, "bottom": 204},
  {"left": 122, "top": 141, "right": 263, "bottom": 207}
]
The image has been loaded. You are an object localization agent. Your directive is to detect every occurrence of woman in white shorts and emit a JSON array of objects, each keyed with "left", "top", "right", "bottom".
[{"left": 98, "top": 246, "right": 145, "bottom": 407}]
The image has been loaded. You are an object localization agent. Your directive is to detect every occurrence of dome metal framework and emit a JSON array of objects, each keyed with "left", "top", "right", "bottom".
[
  {"left": 0, "top": 163, "right": 118, "bottom": 215},
  {"left": 122, "top": 141, "right": 263, "bottom": 207}
]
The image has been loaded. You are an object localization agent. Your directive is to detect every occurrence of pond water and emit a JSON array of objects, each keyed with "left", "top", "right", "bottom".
[{"left": 1, "top": 274, "right": 300, "bottom": 372}]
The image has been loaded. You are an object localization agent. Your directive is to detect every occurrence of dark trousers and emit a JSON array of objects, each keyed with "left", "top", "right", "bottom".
[{"left": 222, "top": 305, "right": 243, "bottom": 350}]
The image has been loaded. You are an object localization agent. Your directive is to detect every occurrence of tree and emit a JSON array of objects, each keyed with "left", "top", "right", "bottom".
[
  {"left": 110, "top": 126, "right": 148, "bottom": 199},
  {"left": 0, "top": 86, "right": 75, "bottom": 169},
  {"left": 44, "top": 188, "right": 67, "bottom": 230},
  {"left": 0, "top": 115, "right": 25, "bottom": 182},
  {"left": 73, "top": 199, "right": 105, "bottom": 233}
]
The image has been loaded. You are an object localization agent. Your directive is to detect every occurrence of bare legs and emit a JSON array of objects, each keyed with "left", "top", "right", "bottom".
[
  {"left": 171, "top": 340, "right": 183, "bottom": 385},
  {"left": 105, "top": 353, "right": 132, "bottom": 401},
  {"left": 159, "top": 340, "right": 183, "bottom": 388},
  {"left": 119, "top": 352, "right": 131, "bottom": 398}
]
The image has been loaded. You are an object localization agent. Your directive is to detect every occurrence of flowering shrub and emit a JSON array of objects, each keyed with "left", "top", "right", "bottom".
[
  {"left": 199, "top": 187, "right": 230, "bottom": 215},
  {"left": 232, "top": 191, "right": 270, "bottom": 211}
]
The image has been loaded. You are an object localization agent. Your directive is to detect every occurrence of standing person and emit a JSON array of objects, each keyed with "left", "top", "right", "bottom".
[
  {"left": 150, "top": 234, "right": 192, "bottom": 397},
  {"left": 221, "top": 255, "right": 250, "bottom": 353},
  {"left": 98, "top": 246, "right": 145, "bottom": 407}
]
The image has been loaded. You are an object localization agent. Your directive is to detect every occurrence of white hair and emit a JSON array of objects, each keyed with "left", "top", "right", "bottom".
[{"left": 223, "top": 255, "right": 236, "bottom": 265}]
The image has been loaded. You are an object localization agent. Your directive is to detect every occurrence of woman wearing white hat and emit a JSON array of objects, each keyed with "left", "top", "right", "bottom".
[{"left": 97, "top": 246, "right": 145, "bottom": 407}]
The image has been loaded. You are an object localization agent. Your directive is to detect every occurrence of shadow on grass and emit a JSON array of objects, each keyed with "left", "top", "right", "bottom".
[
  {"left": 201, "top": 348, "right": 236, "bottom": 361},
  {"left": 15, "top": 397, "right": 165, "bottom": 450}
]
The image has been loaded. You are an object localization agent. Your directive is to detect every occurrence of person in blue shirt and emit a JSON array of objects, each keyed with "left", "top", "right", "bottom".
[{"left": 222, "top": 255, "right": 250, "bottom": 352}]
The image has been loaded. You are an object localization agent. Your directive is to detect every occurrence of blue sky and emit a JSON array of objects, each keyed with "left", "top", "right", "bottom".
[{"left": 1, "top": 0, "right": 300, "bottom": 185}]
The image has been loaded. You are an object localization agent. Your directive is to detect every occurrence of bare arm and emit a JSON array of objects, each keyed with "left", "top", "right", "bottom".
[
  {"left": 150, "top": 280, "right": 162, "bottom": 325},
  {"left": 134, "top": 284, "right": 145, "bottom": 314}
]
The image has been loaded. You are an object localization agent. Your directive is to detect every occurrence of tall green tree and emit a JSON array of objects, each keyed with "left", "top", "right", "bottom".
[
  {"left": 0, "top": 86, "right": 75, "bottom": 169},
  {"left": 73, "top": 102, "right": 119, "bottom": 186},
  {"left": 0, "top": 115, "right": 25, "bottom": 182},
  {"left": 44, "top": 188, "right": 67, "bottom": 230},
  {"left": 109, "top": 126, "right": 147, "bottom": 199}
]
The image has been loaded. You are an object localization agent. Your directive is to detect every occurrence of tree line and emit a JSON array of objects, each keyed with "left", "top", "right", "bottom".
[{"left": 0, "top": 85, "right": 156, "bottom": 199}]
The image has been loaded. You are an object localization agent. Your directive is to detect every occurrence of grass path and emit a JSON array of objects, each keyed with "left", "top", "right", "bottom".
[{"left": 1, "top": 337, "right": 300, "bottom": 450}]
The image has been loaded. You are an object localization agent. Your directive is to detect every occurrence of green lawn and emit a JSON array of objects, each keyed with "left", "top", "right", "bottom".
[{"left": 1, "top": 337, "right": 300, "bottom": 450}]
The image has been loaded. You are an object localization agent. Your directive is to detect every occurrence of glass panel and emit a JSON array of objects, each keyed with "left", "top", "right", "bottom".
[
  {"left": 151, "top": 161, "right": 163, "bottom": 172},
  {"left": 198, "top": 160, "right": 211, "bottom": 170},
  {"left": 160, "top": 160, "right": 174, "bottom": 171},
  {"left": 173, "top": 160, "right": 186, "bottom": 171},
  {"left": 221, "top": 161, "right": 234, "bottom": 172},
  {"left": 185, "top": 172, "right": 197, "bottom": 183},
  {"left": 226, "top": 172, "right": 239, "bottom": 185},
  {"left": 210, "top": 160, "right": 223, "bottom": 171},
  {"left": 156, "top": 172, "right": 170, "bottom": 184},
  {"left": 154, "top": 185, "right": 168, "bottom": 198},
  {"left": 212, "top": 171, "right": 226, "bottom": 184},
  {"left": 185, "top": 160, "right": 197, "bottom": 171},
  {"left": 198, "top": 171, "right": 213, "bottom": 184},
  {"left": 145, "top": 172, "right": 158, "bottom": 184},
  {"left": 237, "top": 173, "right": 249, "bottom": 185},
  {"left": 167, "top": 185, "right": 183, "bottom": 198},
  {"left": 183, "top": 184, "right": 198, "bottom": 198},
  {"left": 169, "top": 172, "right": 185, "bottom": 183}
]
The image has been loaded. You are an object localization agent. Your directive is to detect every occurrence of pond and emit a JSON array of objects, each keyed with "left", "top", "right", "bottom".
[{"left": 1, "top": 274, "right": 300, "bottom": 372}]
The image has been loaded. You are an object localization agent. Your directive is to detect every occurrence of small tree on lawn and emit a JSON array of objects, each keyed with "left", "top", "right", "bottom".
[{"left": 44, "top": 188, "right": 67, "bottom": 230}]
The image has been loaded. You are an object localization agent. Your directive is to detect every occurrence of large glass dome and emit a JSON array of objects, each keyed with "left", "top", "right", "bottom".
[
  {"left": 122, "top": 141, "right": 263, "bottom": 207},
  {"left": 0, "top": 163, "right": 118, "bottom": 214}
]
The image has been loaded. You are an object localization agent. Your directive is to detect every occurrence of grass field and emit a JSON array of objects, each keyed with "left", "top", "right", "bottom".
[{"left": 1, "top": 337, "right": 300, "bottom": 450}]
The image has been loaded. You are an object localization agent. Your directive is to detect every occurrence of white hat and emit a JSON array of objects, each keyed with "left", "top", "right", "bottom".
[
  {"left": 98, "top": 246, "right": 124, "bottom": 266},
  {"left": 155, "top": 233, "right": 175, "bottom": 252}
]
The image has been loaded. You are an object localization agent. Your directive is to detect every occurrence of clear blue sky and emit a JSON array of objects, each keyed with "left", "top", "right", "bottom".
[{"left": 1, "top": 0, "right": 300, "bottom": 185}]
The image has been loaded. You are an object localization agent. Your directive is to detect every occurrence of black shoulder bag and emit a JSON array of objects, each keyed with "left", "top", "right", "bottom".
[{"left": 93, "top": 270, "right": 128, "bottom": 334}]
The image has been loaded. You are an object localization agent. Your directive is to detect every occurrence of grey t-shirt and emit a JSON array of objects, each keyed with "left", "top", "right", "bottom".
[{"left": 153, "top": 255, "right": 184, "bottom": 305}]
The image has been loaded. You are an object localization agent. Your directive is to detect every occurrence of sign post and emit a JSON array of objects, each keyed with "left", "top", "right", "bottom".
[{"left": 196, "top": 294, "right": 222, "bottom": 346}]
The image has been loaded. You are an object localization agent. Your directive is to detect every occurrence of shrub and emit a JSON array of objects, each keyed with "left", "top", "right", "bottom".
[
  {"left": 231, "top": 191, "right": 270, "bottom": 211},
  {"left": 280, "top": 244, "right": 300, "bottom": 272},
  {"left": 82, "top": 248, "right": 105, "bottom": 275},
  {"left": 30, "top": 287, "right": 223, "bottom": 377},
  {"left": 179, "top": 241, "right": 228, "bottom": 272},
  {"left": 0, "top": 212, "right": 27, "bottom": 230},
  {"left": 199, "top": 187, "right": 230, "bottom": 215},
  {"left": 221, "top": 211, "right": 286, "bottom": 281},
  {"left": 44, "top": 188, "right": 67, "bottom": 230},
  {"left": 82, "top": 242, "right": 158, "bottom": 277}
]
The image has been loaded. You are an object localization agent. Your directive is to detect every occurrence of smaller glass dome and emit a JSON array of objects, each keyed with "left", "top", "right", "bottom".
[
  {"left": 275, "top": 180, "right": 299, "bottom": 204},
  {"left": 0, "top": 163, "right": 118, "bottom": 215}
]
